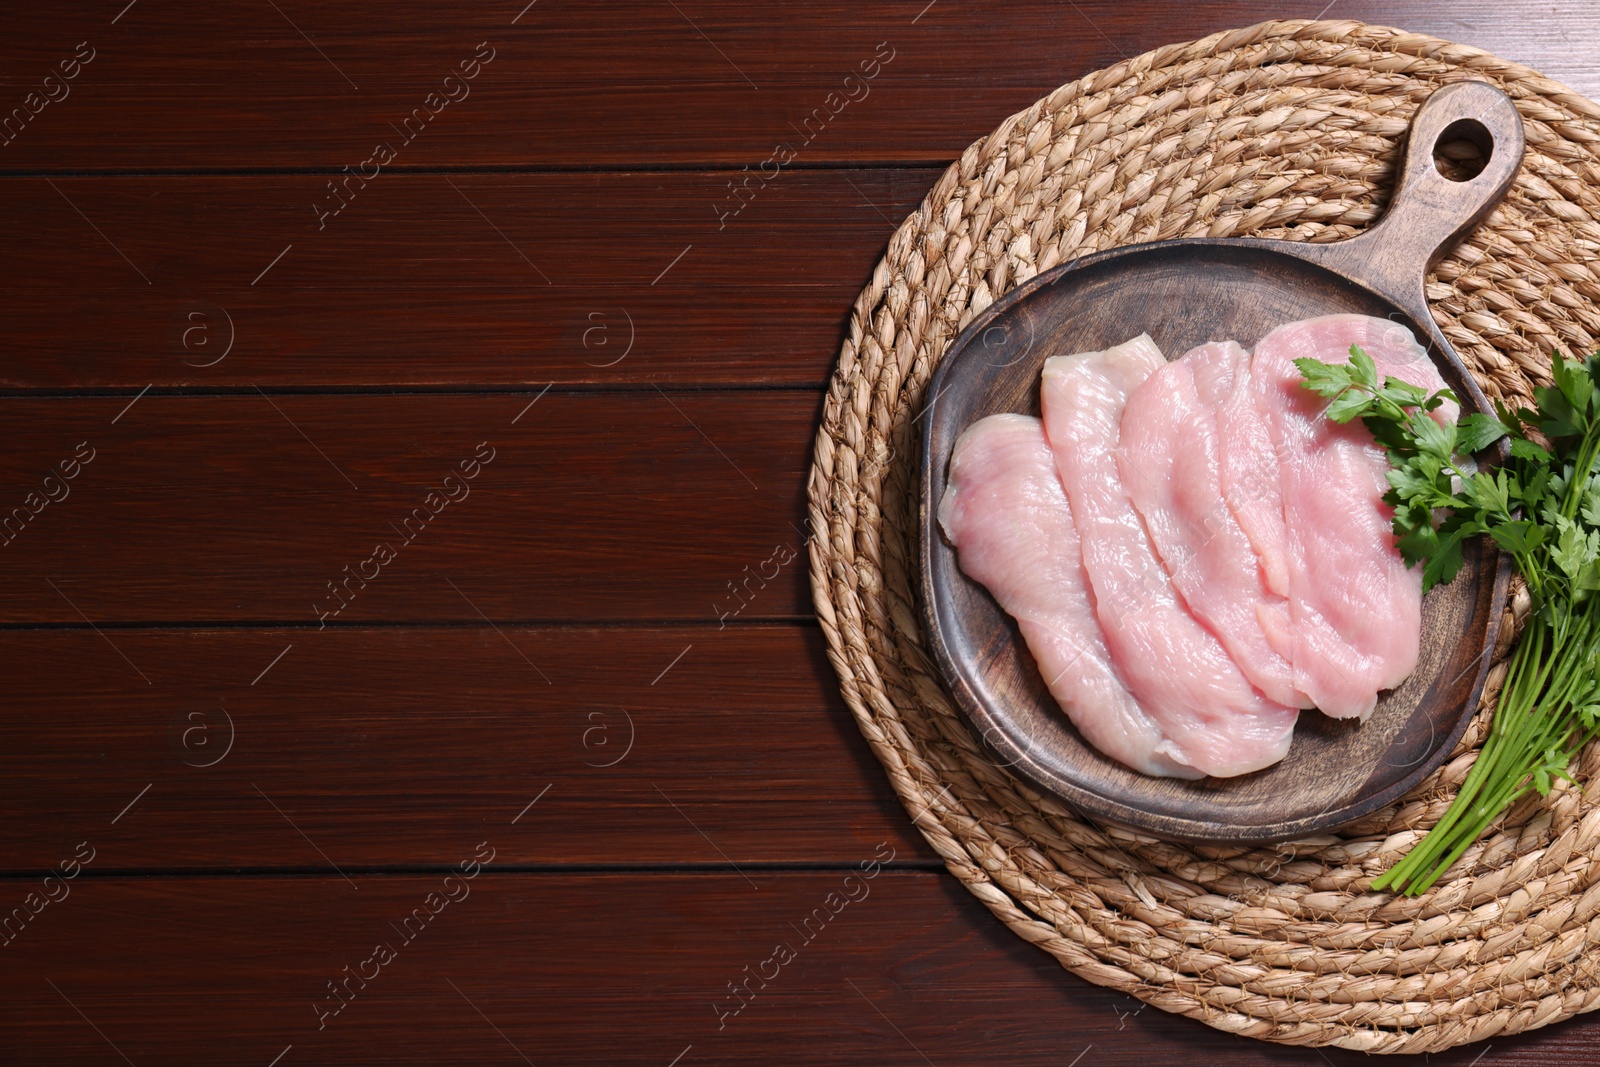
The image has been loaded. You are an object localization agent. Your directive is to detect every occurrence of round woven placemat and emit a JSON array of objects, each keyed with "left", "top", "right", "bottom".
[{"left": 807, "top": 18, "right": 1600, "bottom": 1054}]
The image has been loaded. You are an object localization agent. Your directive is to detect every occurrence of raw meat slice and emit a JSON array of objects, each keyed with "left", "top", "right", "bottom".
[
  {"left": 1118, "top": 340, "right": 1311, "bottom": 708},
  {"left": 1248, "top": 314, "right": 1431, "bottom": 718},
  {"left": 1218, "top": 315, "right": 1454, "bottom": 603},
  {"left": 1041, "top": 335, "right": 1300, "bottom": 777},
  {"left": 1217, "top": 346, "right": 1294, "bottom": 598},
  {"left": 1214, "top": 337, "right": 1370, "bottom": 696},
  {"left": 938, "top": 413, "right": 1202, "bottom": 778}
]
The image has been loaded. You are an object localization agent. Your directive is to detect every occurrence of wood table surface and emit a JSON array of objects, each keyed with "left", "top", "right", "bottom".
[{"left": 4, "top": 3, "right": 1598, "bottom": 1064}]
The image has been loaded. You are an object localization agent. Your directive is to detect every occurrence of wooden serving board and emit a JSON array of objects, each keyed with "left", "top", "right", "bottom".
[{"left": 919, "top": 81, "right": 1523, "bottom": 842}]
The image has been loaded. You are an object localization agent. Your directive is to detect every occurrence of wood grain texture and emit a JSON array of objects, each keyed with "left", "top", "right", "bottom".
[
  {"left": 5, "top": 2, "right": 1600, "bottom": 1062},
  {"left": 0, "top": 625, "right": 934, "bottom": 870},
  {"left": 0, "top": 2, "right": 1597, "bottom": 170},
  {"left": 0, "top": 392, "right": 814, "bottom": 623},
  {"left": 2, "top": 871, "right": 1594, "bottom": 1067},
  {"left": 0, "top": 171, "right": 925, "bottom": 389}
]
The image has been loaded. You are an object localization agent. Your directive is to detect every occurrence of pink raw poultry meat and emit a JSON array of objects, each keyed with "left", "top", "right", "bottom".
[
  {"left": 1118, "top": 340, "right": 1311, "bottom": 709},
  {"left": 1213, "top": 339, "right": 1360, "bottom": 691},
  {"left": 1217, "top": 316, "right": 1456, "bottom": 604},
  {"left": 1217, "top": 346, "right": 1294, "bottom": 599},
  {"left": 938, "top": 413, "right": 1202, "bottom": 778},
  {"left": 1041, "top": 336, "right": 1300, "bottom": 777},
  {"left": 1243, "top": 314, "right": 1440, "bottom": 718}
]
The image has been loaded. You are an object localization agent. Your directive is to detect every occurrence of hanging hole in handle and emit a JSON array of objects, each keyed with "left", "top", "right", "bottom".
[{"left": 1432, "top": 118, "right": 1492, "bottom": 182}]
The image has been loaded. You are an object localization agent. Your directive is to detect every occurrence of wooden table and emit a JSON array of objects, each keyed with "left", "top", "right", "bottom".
[{"left": 3, "top": 3, "right": 1597, "bottom": 1063}]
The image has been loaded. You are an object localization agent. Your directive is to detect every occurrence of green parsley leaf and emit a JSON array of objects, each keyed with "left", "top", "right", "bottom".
[
  {"left": 1553, "top": 521, "right": 1593, "bottom": 579},
  {"left": 1457, "top": 412, "right": 1510, "bottom": 454},
  {"left": 1510, "top": 437, "right": 1553, "bottom": 466},
  {"left": 1293, "top": 356, "right": 1355, "bottom": 398},
  {"left": 1348, "top": 344, "right": 1379, "bottom": 390},
  {"left": 1421, "top": 527, "right": 1467, "bottom": 591}
]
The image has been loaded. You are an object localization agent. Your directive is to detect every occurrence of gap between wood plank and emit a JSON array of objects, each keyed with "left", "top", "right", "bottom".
[
  {"left": 0, "top": 383, "right": 828, "bottom": 399},
  {"left": 0, "top": 161, "right": 951, "bottom": 179},
  {"left": 0, "top": 616, "right": 819, "bottom": 632},
  {"left": 0, "top": 862, "right": 948, "bottom": 880}
]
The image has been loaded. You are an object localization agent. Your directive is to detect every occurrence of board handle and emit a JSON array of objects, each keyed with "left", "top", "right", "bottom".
[{"left": 1298, "top": 80, "right": 1525, "bottom": 319}]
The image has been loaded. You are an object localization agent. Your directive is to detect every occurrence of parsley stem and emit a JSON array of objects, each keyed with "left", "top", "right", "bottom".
[{"left": 1376, "top": 602, "right": 1600, "bottom": 894}]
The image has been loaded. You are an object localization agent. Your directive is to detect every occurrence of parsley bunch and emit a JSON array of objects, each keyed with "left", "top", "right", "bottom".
[{"left": 1297, "top": 347, "right": 1600, "bottom": 896}]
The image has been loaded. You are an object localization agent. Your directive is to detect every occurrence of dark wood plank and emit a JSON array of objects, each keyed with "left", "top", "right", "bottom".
[
  {"left": 0, "top": 624, "right": 933, "bottom": 870},
  {"left": 8, "top": 3, "right": 1600, "bottom": 1061},
  {"left": 0, "top": 2, "right": 1596, "bottom": 170},
  {"left": 0, "top": 870, "right": 1592, "bottom": 1066},
  {"left": 0, "top": 392, "right": 816, "bottom": 623},
  {"left": 0, "top": 171, "right": 922, "bottom": 389}
]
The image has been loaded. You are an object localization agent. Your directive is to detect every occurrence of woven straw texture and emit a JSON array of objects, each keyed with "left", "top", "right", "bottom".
[{"left": 807, "top": 18, "right": 1600, "bottom": 1053}]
